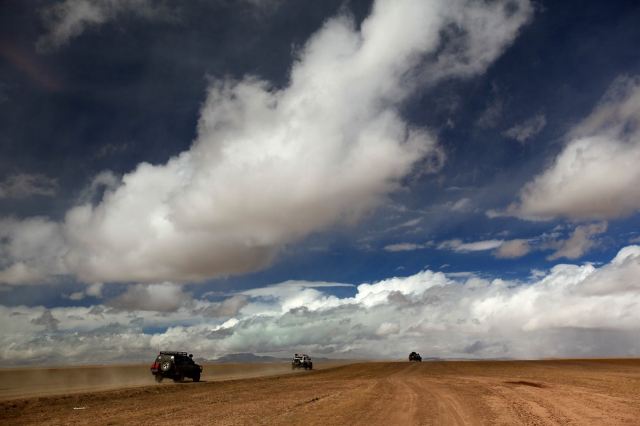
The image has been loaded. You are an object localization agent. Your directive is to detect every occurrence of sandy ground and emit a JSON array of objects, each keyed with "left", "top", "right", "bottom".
[
  {"left": 1, "top": 359, "right": 639, "bottom": 425},
  {"left": 0, "top": 362, "right": 347, "bottom": 400}
]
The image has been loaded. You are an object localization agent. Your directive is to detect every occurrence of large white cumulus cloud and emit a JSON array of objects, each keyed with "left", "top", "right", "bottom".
[
  {"left": 2, "top": 0, "right": 532, "bottom": 285},
  {"left": 510, "top": 76, "right": 640, "bottom": 220},
  {"left": 2, "top": 245, "right": 640, "bottom": 365}
]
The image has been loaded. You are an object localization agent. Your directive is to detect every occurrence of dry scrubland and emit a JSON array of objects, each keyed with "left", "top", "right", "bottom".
[{"left": 1, "top": 359, "right": 640, "bottom": 425}]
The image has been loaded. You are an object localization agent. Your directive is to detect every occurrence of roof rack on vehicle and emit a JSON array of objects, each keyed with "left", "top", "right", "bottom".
[{"left": 159, "top": 351, "right": 189, "bottom": 356}]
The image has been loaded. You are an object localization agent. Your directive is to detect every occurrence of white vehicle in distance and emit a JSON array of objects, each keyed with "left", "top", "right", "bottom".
[{"left": 291, "top": 353, "right": 313, "bottom": 370}]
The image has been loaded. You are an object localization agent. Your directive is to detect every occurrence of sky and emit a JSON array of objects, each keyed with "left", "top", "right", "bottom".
[{"left": 1, "top": 0, "right": 640, "bottom": 365}]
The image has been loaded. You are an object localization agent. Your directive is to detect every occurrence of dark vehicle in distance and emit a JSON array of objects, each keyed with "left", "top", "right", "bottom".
[
  {"left": 291, "top": 353, "right": 313, "bottom": 370},
  {"left": 150, "top": 351, "right": 202, "bottom": 383},
  {"left": 409, "top": 352, "right": 422, "bottom": 362}
]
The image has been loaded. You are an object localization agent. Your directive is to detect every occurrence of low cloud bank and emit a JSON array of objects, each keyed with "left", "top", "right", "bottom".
[{"left": 2, "top": 245, "right": 639, "bottom": 365}]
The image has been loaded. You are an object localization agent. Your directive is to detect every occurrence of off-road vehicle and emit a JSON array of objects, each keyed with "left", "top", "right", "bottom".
[
  {"left": 291, "top": 353, "right": 313, "bottom": 370},
  {"left": 409, "top": 351, "right": 422, "bottom": 362},
  {"left": 150, "top": 351, "right": 203, "bottom": 383}
]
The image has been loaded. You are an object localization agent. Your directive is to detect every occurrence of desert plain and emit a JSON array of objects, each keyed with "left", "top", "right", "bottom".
[{"left": 1, "top": 359, "right": 639, "bottom": 425}]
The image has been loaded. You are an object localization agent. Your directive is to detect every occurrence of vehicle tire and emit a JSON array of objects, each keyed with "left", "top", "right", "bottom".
[
  {"left": 160, "top": 361, "right": 172, "bottom": 372},
  {"left": 193, "top": 373, "right": 200, "bottom": 382},
  {"left": 155, "top": 375, "right": 163, "bottom": 383}
]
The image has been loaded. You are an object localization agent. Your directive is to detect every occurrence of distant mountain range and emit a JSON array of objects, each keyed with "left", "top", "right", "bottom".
[
  {"left": 209, "top": 352, "right": 342, "bottom": 363},
  {"left": 211, "top": 353, "right": 287, "bottom": 363},
  {"left": 205, "top": 352, "right": 457, "bottom": 364}
]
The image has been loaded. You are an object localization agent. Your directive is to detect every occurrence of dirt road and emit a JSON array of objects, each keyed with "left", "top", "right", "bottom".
[
  {"left": 0, "top": 362, "right": 335, "bottom": 400},
  {"left": 2, "top": 359, "right": 640, "bottom": 425}
]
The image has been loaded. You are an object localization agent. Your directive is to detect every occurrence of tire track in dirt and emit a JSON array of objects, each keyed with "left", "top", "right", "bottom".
[
  {"left": 480, "top": 376, "right": 640, "bottom": 425},
  {"left": 420, "top": 381, "right": 477, "bottom": 425},
  {"left": 268, "top": 363, "right": 421, "bottom": 425}
]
